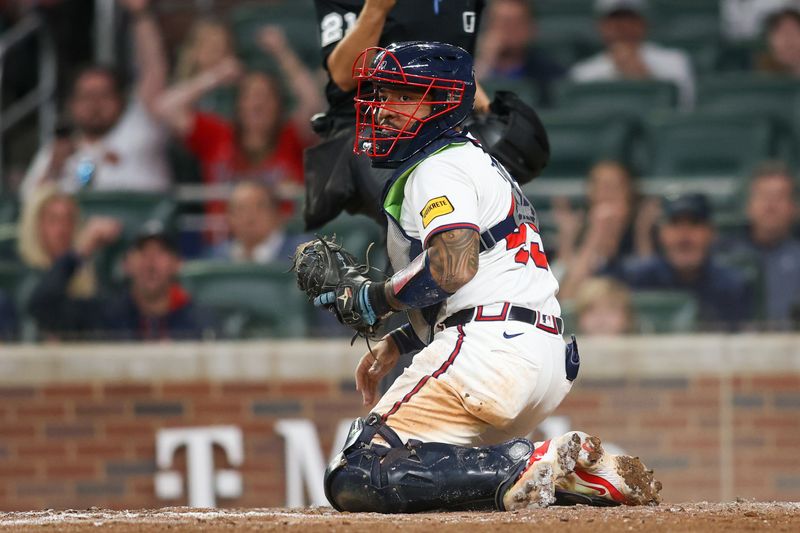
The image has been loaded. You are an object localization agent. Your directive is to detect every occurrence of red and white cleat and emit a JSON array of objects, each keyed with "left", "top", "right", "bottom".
[
  {"left": 500, "top": 432, "right": 582, "bottom": 510},
  {"left": 556, "top": 431, "right": 662, "bottom": 506}
]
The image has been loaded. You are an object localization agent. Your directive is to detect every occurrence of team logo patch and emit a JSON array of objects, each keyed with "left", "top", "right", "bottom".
[{"left": 420, "top": 196, "right": 454, "bottom": 228}]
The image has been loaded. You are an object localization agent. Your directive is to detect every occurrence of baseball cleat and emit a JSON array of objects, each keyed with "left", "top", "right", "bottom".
[
  {"left": 501, "top": 432, "right": 581, "bottom": 511},
  {"left": 556, "top": 432, "right": 663, "bottom": 506}
]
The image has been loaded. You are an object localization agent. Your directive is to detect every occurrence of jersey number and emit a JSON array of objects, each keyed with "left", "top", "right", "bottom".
[
  {"left": 506, "top": 223, "right": 549, "bottom": 269},
  {"left": 320, "top": 12, "right": 357, "bottom": 48}
]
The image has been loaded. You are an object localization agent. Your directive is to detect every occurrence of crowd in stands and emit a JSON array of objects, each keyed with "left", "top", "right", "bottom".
[{"left": 0, "top": 0, "right": 799, "bottom": 342}]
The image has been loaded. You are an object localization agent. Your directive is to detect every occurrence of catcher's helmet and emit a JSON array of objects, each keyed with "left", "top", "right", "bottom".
[{"left": 352, "top": 41, "right": 476, "bottom": 168}]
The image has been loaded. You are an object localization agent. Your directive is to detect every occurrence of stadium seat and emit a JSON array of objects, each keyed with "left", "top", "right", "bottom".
[
  {"left": 0, "top": 195, "right": 17, "bottom": 224},
  {"left": 643, "top": 112, "right": 776, "bottom": 178},
  {"left": 631, "top": 290, "right": 699, "bottom": 333},
  {"left": 538, "top": 111, "right": 639, "bottom": 177},
  {"left": 179, "top": 261, "right": 309, "bottom": 338},
  {"left": 0, "top": 261, "right": 22, "bottom": 296},
  {"left": 650, "top": 0, "right": 720, "bottom": 42},
  {"left": 534, "top": 0, "right": 594, "bottom": 17},
  {"left": 76, "top": 192, "right": 177, "bottom": 238},
  {"left": 0, "top": 224, "right": 16, "bottom": 261},
  {"left": 696, "top": 76, "right": 800, "bottom": 163},
  {"left": 479, "top": 77, "right": 541, "bottom": 109},
  {"left": 553, "top": 80, "right": 679, "bottom": 115},
  {"left": 653, "top": 36, "right": 723, "bottom": 75}
]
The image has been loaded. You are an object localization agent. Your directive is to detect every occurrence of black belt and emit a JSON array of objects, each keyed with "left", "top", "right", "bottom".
[{"left": 442, "top": 303, "right": 564, "bottom": 335}]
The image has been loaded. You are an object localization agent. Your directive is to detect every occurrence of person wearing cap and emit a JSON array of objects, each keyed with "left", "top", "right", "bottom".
[
  {"left": 717, "top": 162, "right": 800, "bottom": 328},
  {"left": 569, "top": 0, "right": 695, "bottom": 109},
  {"left": 28, "top": 221, "right": 217, "bottom": 341},
  {"left": 617, "top": 193, "right": 753, "bottom": 331}
]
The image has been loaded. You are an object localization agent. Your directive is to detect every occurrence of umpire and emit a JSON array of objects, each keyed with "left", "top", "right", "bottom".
[{"left": 305, "top": 0, "right": 488, "bottom": 229}]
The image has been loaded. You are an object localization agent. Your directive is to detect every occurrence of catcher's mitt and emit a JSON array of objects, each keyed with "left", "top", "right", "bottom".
[{"left": 292, "top": 237, "right": 380, "bottom": 335}]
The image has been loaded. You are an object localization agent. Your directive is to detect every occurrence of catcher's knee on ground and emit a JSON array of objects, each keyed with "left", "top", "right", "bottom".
[{"left": 324, "top": 414, "right": 535, "bottom": 513}]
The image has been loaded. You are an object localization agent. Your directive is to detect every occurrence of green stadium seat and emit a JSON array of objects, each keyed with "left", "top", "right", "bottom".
[
  {"left": 631, "top": 290, "right": 699, "bottom": 333},
  {"left": 643, "top": 112, "right": 776, "bottom": 178},
  {"left": 180, "top": 261, "right": 308, "bottom": 338},
  {"left": 554, "top": 80, "right": 679, "bottom": 115},
  {"left": 76, "top": 192, "right": 177, "bottom": 238},
  {"left": 538, "top": 111, "right": 639, "bottom": 177},
  {"left": 696, "top": 76, "right": 800, "bottom": 163},
  {"left": 0, "top": 261, "right": 22, "bottom": 296},
  {"left": 650, "top": 0, "right": 720, "bottom": 42},
  {"left": 479, "top": 77, "right": 541, "bottom": 108},
  {"left": 536, "top": 15, "right": 601, "bottom": 60},
  {"left": 534, "top": 0, "right": 594, "bottom": 17},
  {"left": 0, "top": 195, "right": 17, "bottom": 224},
  {"left": 653, "top": 36, "right": 723, "bottom": 75},
  {"left": 0, "top": 224, "right": 16, "bottom": 261}
]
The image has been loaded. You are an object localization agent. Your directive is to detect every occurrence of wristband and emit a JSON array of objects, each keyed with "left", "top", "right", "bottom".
[{"left": 388, "top": 323, "right": 426, "bottom": 355}]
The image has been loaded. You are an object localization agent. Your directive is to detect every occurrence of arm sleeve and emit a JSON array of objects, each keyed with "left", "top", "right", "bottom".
[
  {"left": 388, "top": 322, "right": 426, "bottom": 355},
  {"left": 408, "top": 157, "right": 481, "bottom": 248}
]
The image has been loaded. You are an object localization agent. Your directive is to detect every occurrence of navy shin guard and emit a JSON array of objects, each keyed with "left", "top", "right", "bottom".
[{"left": 324, "top": 414, "right": 533, "bottom": 513}]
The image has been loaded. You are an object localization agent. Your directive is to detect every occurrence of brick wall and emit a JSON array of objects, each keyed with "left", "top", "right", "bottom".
[{"left": 0, "top": 338, "right": 799, "bottom": 510}]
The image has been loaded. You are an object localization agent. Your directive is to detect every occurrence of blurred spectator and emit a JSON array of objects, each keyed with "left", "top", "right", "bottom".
[
  {"left": 209, "top": 181, "right": 306, "bottom": 265},
  {"left": 475, "top": 0, "right": 565, "bottom": 105},
  {"left": 0, "top": 289, "right": 18, "bottom": 342},
  {"left": 574, "top": 277, "right": 635, "bottom": 335},
  {"left": 717, "top": 162, "right": 800, "bottom": 327},
  {"left": 757, "top": 4, "right": 800, "bottom": 77},
  {"left": 721, "top": 0, "right": 799, "bottom": 41},
  {"left": 555, "top": 161, "right": 660, "bottom": 299},
  {"left": 173, "top": 18, "right": 237, "bottom": 116},
  {"left": 618, "top": 193, "right": 753, "bottom": 331},
  {"left": 570, "top": 0, "right": 695, "bottom": 109},
  {"left": 17, "top": 184, "right": 122, "bottom": 298},
  {"left": 155, "top": 26, "right": 322, "bottom": 239},
  {"left": 28, "top": 221, "right": 217, "bottom": 341},
  {"left": 20, "top": 0, "right": 170, "bottom": 198}
]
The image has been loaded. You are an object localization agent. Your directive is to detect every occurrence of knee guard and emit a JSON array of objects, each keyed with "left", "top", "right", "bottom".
[{"left": 324, "top": 414, "right": 534, "bottom": 513}]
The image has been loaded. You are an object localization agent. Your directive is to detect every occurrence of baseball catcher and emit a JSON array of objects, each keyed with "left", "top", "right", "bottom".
[{"left": 293, "top": 41, "right": 662, "bottom": 513}]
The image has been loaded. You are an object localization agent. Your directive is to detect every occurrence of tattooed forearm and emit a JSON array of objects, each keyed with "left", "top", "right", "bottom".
[
  {"left": 428, "top": 229, "right": 480, "bottom": 293},
  {"left": 380, "top": 228, "right": 480, "bottom": 311}
]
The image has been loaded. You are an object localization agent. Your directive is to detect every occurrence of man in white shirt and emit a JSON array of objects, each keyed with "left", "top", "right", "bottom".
[
  {"left": 21, "top": 0, "right": 170, "bottom": 198},
  {"left": 570, "top": 0, "right": 696, "bottom": 109}
]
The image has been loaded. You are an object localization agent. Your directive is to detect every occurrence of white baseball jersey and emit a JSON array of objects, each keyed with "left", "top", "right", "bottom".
[{"left": 383, "top": 139, "right": 561, "bottom": 342}]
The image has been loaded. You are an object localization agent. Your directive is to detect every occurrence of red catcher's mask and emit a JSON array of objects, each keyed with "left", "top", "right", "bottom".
[{"left": 352, "top": 45, "right": 466, "bottom": 166}]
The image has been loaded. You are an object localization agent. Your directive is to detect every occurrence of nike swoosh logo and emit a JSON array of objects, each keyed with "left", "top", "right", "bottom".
[{"left": 503, "top": 332, "right": 524, "bottom": 339}]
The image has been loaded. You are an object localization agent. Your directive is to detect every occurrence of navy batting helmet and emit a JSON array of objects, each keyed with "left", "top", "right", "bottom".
[{"left": 352, "top": 41, "right": 476, "bottom": 168}]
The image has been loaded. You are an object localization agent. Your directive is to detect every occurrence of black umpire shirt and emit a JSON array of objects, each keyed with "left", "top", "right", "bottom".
[{"left": 314, "top": 0, "right": 486, "bottom": 122}]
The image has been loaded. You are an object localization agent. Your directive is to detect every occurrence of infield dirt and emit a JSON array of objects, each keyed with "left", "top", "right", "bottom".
[{"left": 0, "top": 502, "right": 798, "bottom": 532}]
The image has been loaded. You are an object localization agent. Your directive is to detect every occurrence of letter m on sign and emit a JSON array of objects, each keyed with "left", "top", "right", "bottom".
[{"left": 275, "top": 419, "right": 354, "bottom": 507}]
